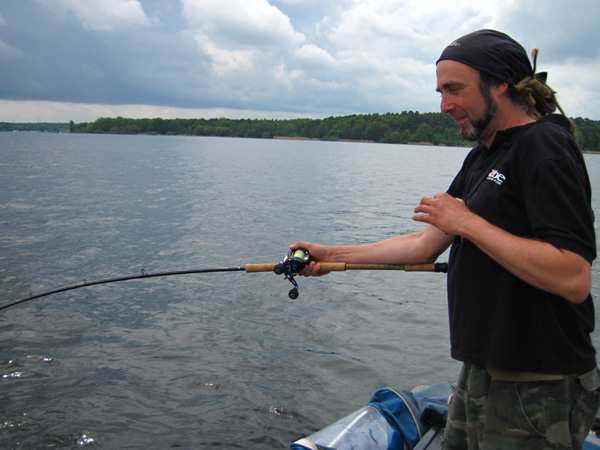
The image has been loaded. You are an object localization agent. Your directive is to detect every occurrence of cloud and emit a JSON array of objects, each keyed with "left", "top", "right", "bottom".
[
  {"left": 35, "top": 0, "right": 152, "bottom": 32},
  {"left": 0, "top": 39, "right": 24, "bottom": 60},
  {"left": 294, "top": 44, "right": 336, "bottom": 71},
  {"left": 322, "top": 0, "right": 501, "bottom": 57},
  {"left": 193, "top": 35, "right": 258, "bottom": 77},
  {"left": 0, "top": 99, "right": 323, "bottom": 123},
  {"left": 0, "top": 0, "right": 599, "bottom": 121},
  {"left": 182, "top": 0, "right": 305, "bottom": 49},
  {"left": 176, "top": 0, "right": 314, "bottom": 109},
  {"left": 496, "top": 0, "right": 600, "bottom": 62}
]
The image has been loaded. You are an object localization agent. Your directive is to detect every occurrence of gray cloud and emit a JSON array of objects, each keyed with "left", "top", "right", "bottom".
[
  {"left": 0, "top": 0, "right": 598, "bottom": 121},
  {"left": 497, "top": 0, "right": 600, "bottom": 62},
  {"left": 35, "top": 0, "right": 153, "bottom": 32}
]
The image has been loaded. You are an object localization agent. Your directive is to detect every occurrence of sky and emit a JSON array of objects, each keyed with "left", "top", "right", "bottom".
[{"left": 0, "top": 0, "right": 599, "bottom": 123}]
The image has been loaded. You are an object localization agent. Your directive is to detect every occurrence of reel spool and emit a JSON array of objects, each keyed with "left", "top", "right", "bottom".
[{"left": 274, "top": 248, "right": 310, "bottom": 299}]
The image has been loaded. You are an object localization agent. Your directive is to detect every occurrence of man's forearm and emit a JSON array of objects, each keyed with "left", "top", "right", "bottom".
[{"left": 461, "top": 213, "right": 592, "bottom": 304}]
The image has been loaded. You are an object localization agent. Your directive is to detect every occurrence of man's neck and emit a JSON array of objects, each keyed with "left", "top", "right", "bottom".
[{"left": 480, "top": 106, "right": 535, "bottom": 149}]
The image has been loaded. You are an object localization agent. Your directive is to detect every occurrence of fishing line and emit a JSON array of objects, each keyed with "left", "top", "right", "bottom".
[{"left": 1, "top": 248, "right": 447, "bottom": 312}]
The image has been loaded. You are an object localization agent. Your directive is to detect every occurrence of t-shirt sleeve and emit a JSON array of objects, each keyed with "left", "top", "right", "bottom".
[{"left": 520, "top": 127, "right": 596, "bottom": 262}]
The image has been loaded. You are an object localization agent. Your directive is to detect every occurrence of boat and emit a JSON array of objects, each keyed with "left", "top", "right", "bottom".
[{"left": 290, "top": 382, "right": 600, "bottom": 450}]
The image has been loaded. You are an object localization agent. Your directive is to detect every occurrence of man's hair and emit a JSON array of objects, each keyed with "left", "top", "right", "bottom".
[
  {"left": 479, "top": 71, "right": 566, "bottom": 119},
  {"left": 479, "top": 49, "right": 566, "bottom": 120}
]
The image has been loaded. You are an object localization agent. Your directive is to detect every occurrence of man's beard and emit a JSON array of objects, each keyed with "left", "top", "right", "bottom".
[{"left": 460, "top": 85, "right": 498, "bottom": 141}]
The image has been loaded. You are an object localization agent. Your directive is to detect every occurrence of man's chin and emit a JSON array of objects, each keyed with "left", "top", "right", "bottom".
[{"left": 459, "top": 126, "right": 479, "bottom": 141}]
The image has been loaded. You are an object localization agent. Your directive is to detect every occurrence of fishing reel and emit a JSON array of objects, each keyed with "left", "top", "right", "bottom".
[{"left": 274, "top": 248, "right": 311, "bottom": 299}]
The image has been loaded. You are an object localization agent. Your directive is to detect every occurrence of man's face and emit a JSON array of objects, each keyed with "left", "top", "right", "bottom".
[{"left": 436, "top": 60, "right": 498, "bottom": 142}]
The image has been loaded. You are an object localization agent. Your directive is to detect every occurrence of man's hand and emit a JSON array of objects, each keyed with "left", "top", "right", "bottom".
[
  {"left": 412, "top": 192, "right": 471, "bottom": 236},
  {"left": 289, "top": 242, "right": 331, "bottom": 276}
]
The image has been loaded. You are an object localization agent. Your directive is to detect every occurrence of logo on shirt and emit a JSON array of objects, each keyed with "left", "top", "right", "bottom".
[{"left": 487, "top": 169, "right": 506, "bottom": 185}]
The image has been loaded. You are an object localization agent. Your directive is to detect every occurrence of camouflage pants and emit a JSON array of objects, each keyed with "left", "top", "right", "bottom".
[{"left": 442, "top": 363, "right": 600, "bottom": 450}]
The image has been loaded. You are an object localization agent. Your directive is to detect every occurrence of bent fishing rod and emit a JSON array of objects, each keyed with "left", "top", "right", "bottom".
[{"left": 1, "top": 248, "right": 448, "bottom": 312}]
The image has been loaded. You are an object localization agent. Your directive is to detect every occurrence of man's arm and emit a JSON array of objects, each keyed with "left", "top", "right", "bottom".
[
  {"left": 414, "top": 192, "right": 592, "bottom": 304},
  {"left": 292, "top": 224, "right": 454, "bottom": 276}
]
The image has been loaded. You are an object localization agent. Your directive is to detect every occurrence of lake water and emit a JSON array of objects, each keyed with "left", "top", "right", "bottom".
[{"left": 1, "top": 132, "right": 599, "bottom": 449}]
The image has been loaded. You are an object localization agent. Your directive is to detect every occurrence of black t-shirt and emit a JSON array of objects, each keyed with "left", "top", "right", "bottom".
[{"left": 446, "top": 114, "right": 597, "bottom": 374}]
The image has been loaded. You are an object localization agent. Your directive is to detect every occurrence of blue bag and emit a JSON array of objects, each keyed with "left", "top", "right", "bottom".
[{"left": 291, "top": 383, "right": 453, "bottom": 450}]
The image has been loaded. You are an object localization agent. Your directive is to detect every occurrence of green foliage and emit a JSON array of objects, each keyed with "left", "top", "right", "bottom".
[
  {"left": 15, "top": 113, "right": 600, "bottom": 151},
  {"left": 572, "top": 117, "right": 600, "bottom": 152},
  {"left": 0, "top": 122, "right": 69, "bottom": 133},
  {"left": 69, "top": 112, "right": 471, "bottom": 146}
]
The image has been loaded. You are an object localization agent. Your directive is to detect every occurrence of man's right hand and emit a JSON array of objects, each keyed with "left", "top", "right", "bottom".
[{"left": 290, "top": 241, "right": 331, "bottom": 276}]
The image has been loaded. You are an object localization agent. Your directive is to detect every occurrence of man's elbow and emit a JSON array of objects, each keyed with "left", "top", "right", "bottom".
[
  {"left": 422, "top": 252, "right": 441, "bottom": 264},
  {"left": 563, "top": 269, "right": 592, "bottom": 304}
]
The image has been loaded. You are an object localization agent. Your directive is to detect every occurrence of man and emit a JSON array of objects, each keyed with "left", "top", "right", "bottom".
[{"left": 292, "top": 30, "right": 600, "bottom": 449}]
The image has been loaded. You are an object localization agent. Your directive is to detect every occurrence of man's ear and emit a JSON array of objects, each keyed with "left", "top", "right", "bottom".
[{"left": 492, "top": 82, "right": 510, "bottom": 99}]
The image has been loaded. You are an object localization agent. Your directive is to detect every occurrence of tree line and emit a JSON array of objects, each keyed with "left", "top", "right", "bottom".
[
  {"left": 69, "top": 112, "right": 466, "bottom": 146},
  {"left": 0, "top": 122, "right": 69, "bottom": 133},
  {"left": 69, "top": 112, "right": 600, "bottom": 151},
  {"left": 4, "top": 112, "right": 600, "bottom": 150}
]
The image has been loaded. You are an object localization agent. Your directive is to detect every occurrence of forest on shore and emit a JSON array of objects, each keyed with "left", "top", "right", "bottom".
[
  {"left": 3, "top": 111, "right": 600, "bottom": 150},
  {"left": 0, "top": 122, "right": 69, "bottom": 133}
]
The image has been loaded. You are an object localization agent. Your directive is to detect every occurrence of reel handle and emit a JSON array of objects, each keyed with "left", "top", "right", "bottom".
[{"left": 246, "top": 252, "right": 447, "bottom": 300}]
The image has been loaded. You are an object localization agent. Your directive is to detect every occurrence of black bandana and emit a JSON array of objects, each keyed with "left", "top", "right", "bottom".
[{"left": 437, "top": 29, "right": 533, "bottom": 84}]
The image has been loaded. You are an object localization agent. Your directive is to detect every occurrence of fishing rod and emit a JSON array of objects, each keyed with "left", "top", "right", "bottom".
[{"left": 1, "top": 248, "right": 448, "bottom": 311}]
